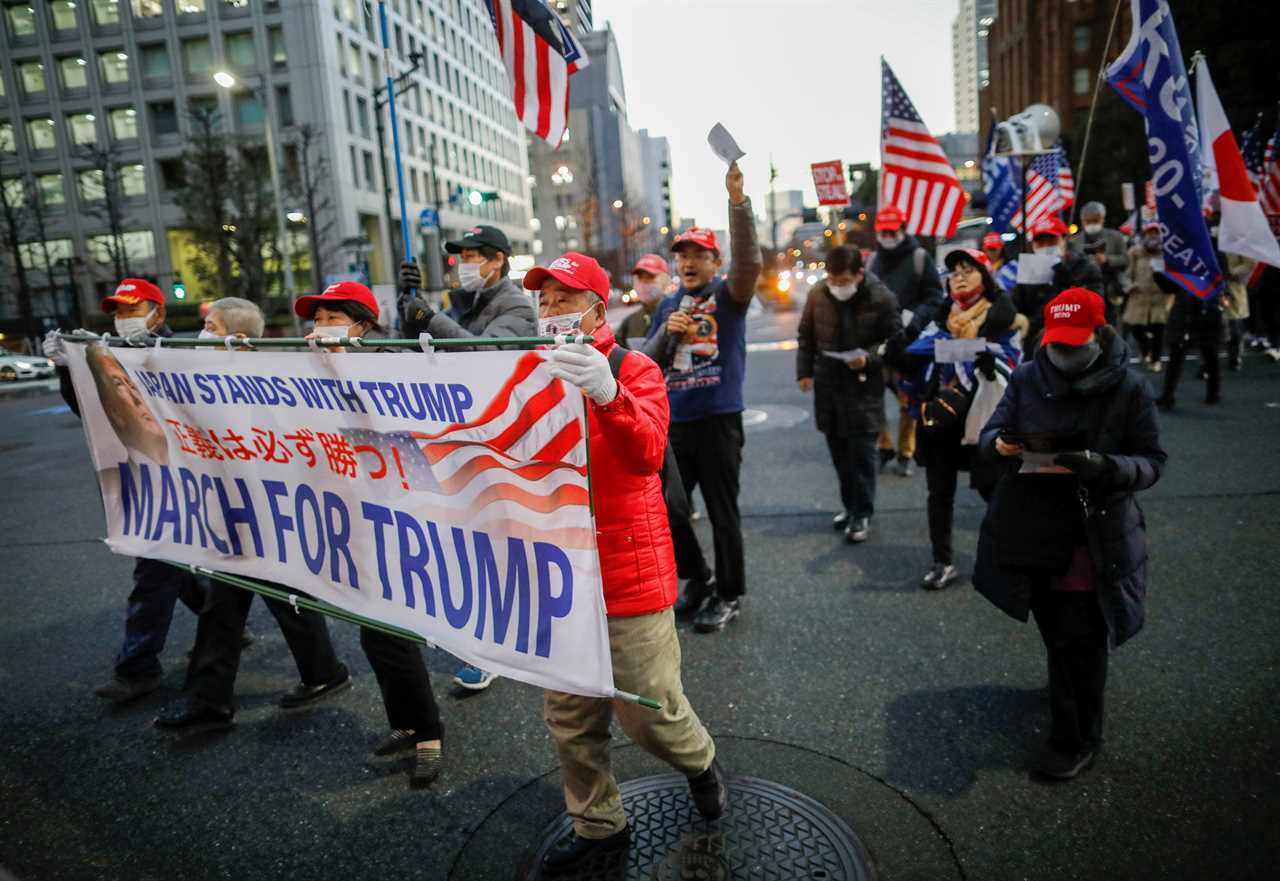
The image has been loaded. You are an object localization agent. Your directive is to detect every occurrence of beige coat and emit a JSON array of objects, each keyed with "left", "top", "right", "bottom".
[
  {"left": 1223, "top": 253, "right": 1255, "bottom": 321},
  {"left": 1123, "top": 246, "right": 1173, "bottom": 326}
]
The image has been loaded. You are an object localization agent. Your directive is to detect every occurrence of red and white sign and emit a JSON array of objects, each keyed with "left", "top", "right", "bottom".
[{"left": 810, "top": 160, "right": 849, "bottom": 206}]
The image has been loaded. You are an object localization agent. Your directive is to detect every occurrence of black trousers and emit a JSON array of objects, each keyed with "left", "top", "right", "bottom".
[
  {"left": 1030, "top": 589, "right": 1109, "bottom": 754},
  {"left": 185, "top": 581, "right": 343, "bottom": 714},
  {"left": 115, "top": 557, "right": 205, "bottom": 680},
  {"left": 1161, "top": 340, "right": 1220, "bottom": 402},
  {"left": 669, "top": 413, "right": 746, "bottom": 599},
  {"left": 359, "top": 628, "right": 443, "bottom": 740},
  {"left": 823, "top": 430, "right": 879, "bottom": 520},
  {"left": 1129, "top": 324, "right": 1165, "bottom": 363},
  {"left": 668, "top": 494, "right": 712, "bottom": 583}
]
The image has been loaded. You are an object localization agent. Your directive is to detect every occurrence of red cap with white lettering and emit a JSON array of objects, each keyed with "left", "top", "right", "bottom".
[
  {"left": 100, "top": 278, "right": 163, "bottom": 313},
  {"left": 523, "top": 252, "right": 610, "bottom": 299},
  {"left": 1041, "top": 287, "right": 1106, "bottom": 347}
]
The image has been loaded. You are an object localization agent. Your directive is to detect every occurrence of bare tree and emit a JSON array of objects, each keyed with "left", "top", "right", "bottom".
[
  {"left": 226, "top": 143, "right": 281, "bottom": 302},
  {"left": 80, "top": 143, "right": 132, "bottom": 280},
  {"left": 22, "top": 174, "right": 75, "bottom": 324},
  {"left": 0, "top": 175, "right": 36, "bottom": 342},
  {"left": 174, "top": 104, "right": 236, "bottom": 297},
  {"left": 286, "top": 124, "right": 337, "bottom": 292}
]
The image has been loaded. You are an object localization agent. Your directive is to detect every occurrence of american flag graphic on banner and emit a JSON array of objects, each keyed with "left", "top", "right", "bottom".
[
  {"left": 1010, "top": 147, "right": 1075, "bottom": 232},
  {"left": 880, "top": 58, "right": 965, "bottom": 239},
  {"left": 485, "top": 0, "right": 590, "bottom": 146}
]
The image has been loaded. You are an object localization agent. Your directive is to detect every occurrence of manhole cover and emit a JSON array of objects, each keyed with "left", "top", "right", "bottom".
[{"left": 519, "top": 774, "right": 874, "bottom": 880}]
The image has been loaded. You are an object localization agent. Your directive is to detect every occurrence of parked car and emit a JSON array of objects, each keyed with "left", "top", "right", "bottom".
[{"left": 0, "top": 354, "right": 56, "bottom": 382}]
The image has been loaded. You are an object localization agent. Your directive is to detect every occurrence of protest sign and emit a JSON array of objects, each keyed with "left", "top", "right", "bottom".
[
  {"left": 62, "top": 341, "right": 614, "bottom": 698},
  {"left": 810, "top": 160, "right": 849, "bottom": 206}
]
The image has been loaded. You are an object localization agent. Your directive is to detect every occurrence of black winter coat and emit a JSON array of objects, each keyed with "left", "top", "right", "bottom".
[
  {"left": 1013, "top": 250, "right": 1106, "bottom": 345},
  {"left": 797, "top": 277, "right": 901, "bottom": 435},
  {"left": 973, "top": 327, "right": 1167, "bottom": 647}
]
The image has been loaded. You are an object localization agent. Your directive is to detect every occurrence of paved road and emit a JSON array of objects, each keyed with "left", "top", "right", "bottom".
[{"left": 1, "top": 309, "right": 1278, "bottom": 880}]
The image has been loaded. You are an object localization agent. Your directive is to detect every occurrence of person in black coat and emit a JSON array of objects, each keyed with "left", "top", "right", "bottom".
[
  {"left": 796, "top": 246, "right": 902, "bottom": 542},
  {"left": 976, "top": 287, "right": 1167, "bottom": 781},
  {"left": 1012, "top": 216, "right": 1106, "bottom": 348}
]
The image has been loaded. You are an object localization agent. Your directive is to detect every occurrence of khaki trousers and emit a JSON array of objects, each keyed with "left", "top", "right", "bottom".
[
  {"left": 543, "top": 607, "right": 715, "bottom": 839},
  {"left": 877, "top": 387, "right": 917, "bottom": 460}
]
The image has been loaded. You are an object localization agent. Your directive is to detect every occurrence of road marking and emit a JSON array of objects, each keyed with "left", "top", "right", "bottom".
[
  {"left": 746, "top": 339, "right": 797, "bottom": 352},
  {"left": 27, "top": 404, "right": 70, "bottom": 416},
  {"left": 743, "top": 409, "right": 768, "bottom": 427}
]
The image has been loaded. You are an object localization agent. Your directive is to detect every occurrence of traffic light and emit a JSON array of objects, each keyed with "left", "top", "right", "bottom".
[
  {"left": 172, "top": 279, "right": 186, "bottom": 300},
  {"left": 467, "top": 189, "right": 499, "bottom": 206}
]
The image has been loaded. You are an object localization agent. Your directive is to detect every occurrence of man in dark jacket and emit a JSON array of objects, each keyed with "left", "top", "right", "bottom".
[
  {"left": 977, "top": 287, "right": 1166, "bottom": 781},
  {"left": 867, "top": 205, "right": 946, "bottom": 477},
  {"left": 1069, "top": 201, "right": 1130, "bottom": 315},
  {"left": 1013, "top": 216, "right": 1106, "bottom": 348},
  {"left": 41, "top": 279, "right": 207, "bottom": 704},
  {"left": 796, "top": 246, "right": 901, "bottom": 542},
  {"left": 398, "top": 225, "right": 536, "bottom": 349},
  {"left": 642, "top": 160, "right": 761, "bottom": 634}
]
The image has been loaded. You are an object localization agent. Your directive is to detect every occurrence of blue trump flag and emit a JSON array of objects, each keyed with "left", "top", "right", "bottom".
[
  {"left": 1105, "top": 0, "right": 1222, "bottom": 299},
  {"left": 982, "top": 123, "right": 1019, "bottom": 233}
]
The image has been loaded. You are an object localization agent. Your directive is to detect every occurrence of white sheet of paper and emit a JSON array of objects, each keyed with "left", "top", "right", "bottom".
[
  {"left": 934, "top": 337, "right": 989, "bottom": 364},
  {"left": 1149, "top": 257, "right": 1165, "bottom": 273},
  {"left": 707, "top": 123, "right": 745, "bottom": 164},
  {"left": 1018, "top": 449, "right": 1086, "bottom": 474},
  {"left": 1016, "top": 253, "right": 1058, "bottom": 285},
  {"left": 901, "top": 308, "right": 914, "bottom": 326},
  {"left": 822, "top": 348, "right": 869, "bottom": 362}
]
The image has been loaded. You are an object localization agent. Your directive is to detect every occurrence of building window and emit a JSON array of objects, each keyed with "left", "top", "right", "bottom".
[
  {"left": 1073, "top": 66, "right": 1091, "bottom": 96},
  {"left": 68, "top": 112, "right": 98, "bottom": 146},
  {"left": 131, "top": 0, "right": 162, "bottom": 22},
  {"left": 176, "top": 0, "right": 206, "bottom": 14},
  {"left": 27, "top": 117, "right": 58, "bottom": 151},
  {"left": 110, "top": 106, "right": 139, "bottom": 140},
  {"left": 182, "top": 37, "right": 213, "bottom": 78},
  {"left": 348, "top": 42, "right": 362, "bottom": 82},
  {"left": 19, "top": 62, "right": 47, "bottom": 96},
  {"left": 78, "top": 169, "right": 105, "bottom": 201},
  {"left": 233, "top": 92, "right": 264, "bottom": 128},
  {"left": 336, "top": 35, "right": 345, "bottom": 76},
  {"left": 276, "top": 85, "right": 293, "bottom": 127},
  {"left": 120, "top": 163, "right": 146, "bottom": 197},
  {"left": 362, "top": 150, "right": 375, "bottom": 192},
  {"left": 225, "top": 31, "right": 256, "bottom": 69},
  {"left": 6, "top": 3, "right": 36, "bottom": 36},
  {"left": 140, "top": 43, "right": 170, "bottom": 81},
  {"left": 19, "top": 238, "right": 74, "bottom": 269},
  {"left": 159, "top": 158, "right": 185, "bottom": 189},
  {"left": 50, "top": 1, "right": 79, "bottom": 31},
  {"left": 90, "top": 0, "right": 120, "bottom": 27},
  {"left": 59, "top": 56, "right": 90, "bottom": 91},
  {"left": 355, "top": 96, "right": 370, "bottom": 138},
  {"left": 222, "top": 0, "right": 251, "bottom": 13},
  {"left": 148, "top": 100, "right": 179, "bottom": 136},
  {"left": 269, "top": 26, "right": 286, "bottom": 67},
  {"left": 99, "top": 50, "right": 131, "bottom": 86},
  {"left": 349, "top": 145, "right": 358, "bottom": 185},
  {"left": 1073, "top": 24, "right": 1091, "bottom": 54},
  {"left": 38, "top": 173, "right": 65, "bottom": 207},
  {"left": 0, "top": 123, "right": 14, "bottom": 154},
  {"left": 90, "top": 230, "right": 156, "bottom": 263}
]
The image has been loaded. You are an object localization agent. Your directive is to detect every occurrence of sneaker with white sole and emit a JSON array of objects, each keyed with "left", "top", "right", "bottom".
[
  {"left": 921, "top": 563, "right": 959, "bottom": 590},
  {"left": 452, "top": 665, "right": 497, "bottom": 691}
]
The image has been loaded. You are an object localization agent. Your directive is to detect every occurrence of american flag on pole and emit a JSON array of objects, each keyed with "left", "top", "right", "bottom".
[
  {"left": 1241, "top": 113, "right": 1266, "bottom": 194},
  {"left": 1010, "top": 147, "right": 1074, "bottom": 231},
  {"left": 1260, "top": 115, "right": 1280, "bottom": 216},
  {"left": 485, "top": 0, "right": 590, "bottom": 146},
  {"left": 880, "top": 58, "right": 965, "bottom": 238}
]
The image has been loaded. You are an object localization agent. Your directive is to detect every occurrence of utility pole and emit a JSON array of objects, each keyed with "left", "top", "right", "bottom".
[
  {"left": 769, "top": 155, "right": 779, "bottom": 256},
  {"left": 373, "top": 51, "right": 423, "bottom": 274}
]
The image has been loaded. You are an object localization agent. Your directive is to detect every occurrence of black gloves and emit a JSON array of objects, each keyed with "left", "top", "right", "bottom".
[
  {"left": 397, "top": 261, "right": 435, "bottom": 332},
  {"left": 1054, "top": 451, "right": 1111, "bottom": 483},
  {"left": 974, "top": 350, "right": 997, "bottom": 381},
  {"left": 399, "top": 261, "right": 422, "bottom": 295}
]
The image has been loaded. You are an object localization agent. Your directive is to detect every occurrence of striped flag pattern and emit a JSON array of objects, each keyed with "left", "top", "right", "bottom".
[
  {"left": 1010, "top": 147, "right": 1074, "bottom": 232},
  {"left": 1262, "top": 118, "right": 1280, "bottom": 216},
  {"left": 879, "top": 59, "right": 965, "bottom": 239},
  {"left": 485, "top": 0, "right": 590, "bottom": 146},
  {"left": 1241, "top": 113, "right": 1266, "bottom": 194}
]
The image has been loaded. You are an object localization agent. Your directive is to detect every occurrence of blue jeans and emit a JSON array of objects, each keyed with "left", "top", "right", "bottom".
[
  {"left": 114, "top": 557, "right": 206, "bottom": 680},
  {"left": 824, "top": 430, "right": 878, "bottom": 520}
]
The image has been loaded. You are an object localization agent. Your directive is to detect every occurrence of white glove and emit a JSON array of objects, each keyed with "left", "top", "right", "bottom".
[
  {"left": 547, "top": 343, "right": 617, "bottom": 406},
  {"left": 42, "top": 330, "right": 66, "bottom": 366}
]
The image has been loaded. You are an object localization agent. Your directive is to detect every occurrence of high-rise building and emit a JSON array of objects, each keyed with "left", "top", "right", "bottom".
[
  {"left": 550, "top": 0, "right": 593, "bottom": 36},
  {"left": 952, "top": 0, "right": 997, "bottom": 134},
  {"left": 0, "top": 0, "right": 532, "bottom": 332},
  {"left": 637, "top": 128, "right": 674, "bottom": 246}
]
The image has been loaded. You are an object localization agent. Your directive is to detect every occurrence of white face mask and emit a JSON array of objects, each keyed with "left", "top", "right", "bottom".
[
  {"left": 458, "top": 261, "right": 490, "bottom": 292},
  {"left": 828, "top": 282, "right": 858, "bottom": 301},
  {"left": 1033, "top": 243, "right": 1063, "bottom": 258},
  {"left": 198, "top": 329, "right": 219, "bottom": 340},
  {"left": 877, "top": 232, "right": 904, "bottom": 250},
  {"left": 1083, "top": 222, "right": 1104, "bottom": 235},
  {"left": 539, "top": 309, "right": 590, "bottom": 338},
  {"left": 634, "top": 281, "right": 664, "bottom": 305},
  {"left": 114, "top": 315, "right": 153, "bottom": 337},
  {"left": 312, "top": 323, "right": 354, "bottom": 338}
]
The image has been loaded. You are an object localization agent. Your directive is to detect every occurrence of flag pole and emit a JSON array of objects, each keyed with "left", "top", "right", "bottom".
[
  {"left": 376, "top": 2, "right": 416, "bottom": 292},
  {"left": 1069, "top": 0, "right": 1127, "bottom": 228}
]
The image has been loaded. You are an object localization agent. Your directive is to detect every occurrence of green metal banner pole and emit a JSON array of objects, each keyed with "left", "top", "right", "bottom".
[{"left": 57, "top": 334, "right": 592, "bottom": 349}]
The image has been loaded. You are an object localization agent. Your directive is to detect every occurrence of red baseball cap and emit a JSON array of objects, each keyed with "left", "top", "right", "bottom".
[
  {"left": 944, "top": 248, "right": 992, "bottom": 272},
  {"left": 1029, "top": 216, "right": 1069, "bottom": 239},
  {"left": 1041, "top": 287, "right": 1106, "bottom": 347},
  {"left": 671, "top": 227, "right": 719, "bottom": 255},
  {"left": 100, "top": 278, "right": 163, "bottom": 313},
  {"left": 1142, "top": 220, "right": 1161, "bottom": 232},
  {"left": 875, "top": 205, "right": 906, "bottom": 232},
  {"left": 523, "top": 252, "right": 610, "bottom": 299},
  {"left": 632, "top": 253, "right": 669, "bottom": 276},
  {"left": 982, "top": 232, "right": 1005, "bottom": 250},
  {"left": 293, "top": 281, "right": 380, "bottom": 319}
]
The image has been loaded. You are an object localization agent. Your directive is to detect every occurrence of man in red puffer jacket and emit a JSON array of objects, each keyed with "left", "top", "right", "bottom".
[{"left": 523, "top": 252, "right": 726, "bottom": 875}]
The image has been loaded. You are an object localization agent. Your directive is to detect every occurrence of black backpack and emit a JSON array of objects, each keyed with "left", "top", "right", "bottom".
[{"left": 606, "top": 346, "right": 691, "bottom": 520}]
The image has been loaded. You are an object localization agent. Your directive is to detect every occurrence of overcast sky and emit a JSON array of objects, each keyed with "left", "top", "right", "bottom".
[{"left": 593, "top": 0, "right": 960, "bottom": 228}]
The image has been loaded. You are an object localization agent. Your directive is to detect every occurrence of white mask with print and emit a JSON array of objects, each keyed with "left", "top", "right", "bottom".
[{"left": 539, "top": 309, "right": 590, "bottom": 338}]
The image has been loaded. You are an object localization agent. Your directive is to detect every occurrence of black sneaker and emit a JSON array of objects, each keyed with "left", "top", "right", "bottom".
[
  {"left": 895, "top": 457, "right": 915, "bottom": 477},
  {"left": 694, "top": 596, "right": 740, "bottom": 633},
  {"left": 674, "top": 577, "right": 714, "bottom": 618},
  {"left": 373, "top": 728, "right": 418, "bottom": 757},
  {"left": 154, "top": 702, "right": 234, "bottom": 734},
  {"left": 921, "top": 563, "right": 959, "bottom": 591},
  {"left": 832, "top": 511, "right": 850, "bottom": 530},
  {"left": 688, "top": 758, "right": 728, "bottom": 819},
  {"left": 93, "top": 673, "right": 162, "bottom": 704},
  {"left": 845, "top": 517, "right": 870, "bottom": 543},
  {"left": 878, "top": 448, "right": 896, "bottom": 472},
  {"left": 278, "top": 665, "right": 351, "bottom": 709},
  {"left": 410, "top": 740, "right": 443, "bottom": 789},
  {"left": 542, "top": 826, "right": 631, "bottom": 876},
  {"left": 1032, "top": 743, "right": 1096, "bottom": 780}
]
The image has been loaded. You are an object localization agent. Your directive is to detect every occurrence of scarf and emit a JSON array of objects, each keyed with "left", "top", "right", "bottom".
[{"left": 946, "top": 296, "right": 992, "bottom": 339}]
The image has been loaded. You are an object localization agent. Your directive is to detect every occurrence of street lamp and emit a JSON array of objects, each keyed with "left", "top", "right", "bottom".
[{"left": 213, "top": 69, "right": 295, "bottom": 303}]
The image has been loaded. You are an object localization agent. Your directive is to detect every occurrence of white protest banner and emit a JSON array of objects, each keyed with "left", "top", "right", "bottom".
[{"left": 62, "top": 341, "right": 613, "bottom": 698}]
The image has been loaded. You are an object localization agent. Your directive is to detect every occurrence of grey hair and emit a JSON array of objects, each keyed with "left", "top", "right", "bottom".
[
  {"left": 1081, "top": 201, "right": 1106, "bottom": 219},
  {"left": 209, "top": 297, "right": 266, "bottom": 337}
]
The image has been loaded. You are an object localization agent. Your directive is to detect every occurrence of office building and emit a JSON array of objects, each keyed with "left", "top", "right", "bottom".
[{"left": 952, "top": 0, "right": 997, "bottom": 134}]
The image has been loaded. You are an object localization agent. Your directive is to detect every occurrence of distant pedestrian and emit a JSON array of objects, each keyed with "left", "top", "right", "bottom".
[
  {"left": 796, "top": 246, "right": 902, "bottom": 543},
  {"left": 200, "top": 296, "right": 266, "bottom": 339},
  {"left": 1013, "top": 216, "right": 1105, "bottom": 347},
  {"left": 1223, "top": 253, "right": 1256, "bottom": 371},
  {"left": 983, "top": 232, "right": 1016, "bottom": 293},
  {"left": 1070, "top": 201, "right": 1131, "bottom": 319},
  {"left": 1122, "top": 222, "right": 1174, "bottom": 372},
  {"left": 977, "top": 286, "right": 1166, "bottom": 780},
  {"left": 616, "top": 253, "right": 671, "bottom": 347}
]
